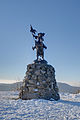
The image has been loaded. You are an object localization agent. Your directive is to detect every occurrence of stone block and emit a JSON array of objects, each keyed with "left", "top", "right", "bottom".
[{"left": 19, "top": 61, "right": 60, "bottom": 100}]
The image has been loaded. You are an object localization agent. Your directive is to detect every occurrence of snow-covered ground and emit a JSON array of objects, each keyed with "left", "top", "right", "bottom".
[{"left": 0, "top": 91, "right": 80, "bottom": 120}]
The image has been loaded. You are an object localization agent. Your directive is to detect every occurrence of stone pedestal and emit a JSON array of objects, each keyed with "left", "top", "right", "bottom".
[{"left": 19, "top": 60, "right": 60, "bottom": 100}]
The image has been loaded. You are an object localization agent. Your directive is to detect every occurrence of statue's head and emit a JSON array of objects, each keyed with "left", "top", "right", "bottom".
[{"left": 38, "top": 33, "right": 45, "bottom": 37}]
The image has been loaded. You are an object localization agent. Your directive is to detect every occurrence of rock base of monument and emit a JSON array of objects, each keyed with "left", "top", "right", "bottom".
[{"left": 19, "top": 60, "right": 60, "bottom": 101}]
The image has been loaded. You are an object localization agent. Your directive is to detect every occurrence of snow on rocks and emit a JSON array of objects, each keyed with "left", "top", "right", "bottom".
[{"left": 0, "top": 91, "right": 80, "bottom": 120}]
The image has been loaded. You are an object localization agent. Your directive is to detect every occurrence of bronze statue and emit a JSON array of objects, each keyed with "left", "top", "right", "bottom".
[{"left": 30, "top": 25, "right": 47, "bottom": 61}]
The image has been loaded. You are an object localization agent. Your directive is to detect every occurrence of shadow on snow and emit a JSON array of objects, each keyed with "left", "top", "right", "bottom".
[{"left": 59, "top": 99, "right": 80, "bottom": 107}]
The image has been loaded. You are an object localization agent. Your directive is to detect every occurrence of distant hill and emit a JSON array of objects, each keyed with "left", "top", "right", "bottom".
[
  {"left": 0, "top": 82, "right": 22, "bottom": 91},
  {"left": 0, "top": 82, "right": 80, "bottom": 93},
  {"left": 58, "top": 82, "right": 80, "bottom": 93}
]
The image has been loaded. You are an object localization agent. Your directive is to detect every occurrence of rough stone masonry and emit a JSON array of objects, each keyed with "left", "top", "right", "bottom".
[{"left": 19, "top": 60, "right": 60, "bottom": 100}]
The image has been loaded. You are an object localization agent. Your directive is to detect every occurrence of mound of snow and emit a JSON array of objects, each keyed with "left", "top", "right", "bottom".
[{"left": 0, "top": 91, "right": 80, "bottom": 120}]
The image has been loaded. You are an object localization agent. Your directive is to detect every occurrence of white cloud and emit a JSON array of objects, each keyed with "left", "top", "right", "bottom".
[{"left": 0, "top": 79, "right": 17, "bottom": 84}]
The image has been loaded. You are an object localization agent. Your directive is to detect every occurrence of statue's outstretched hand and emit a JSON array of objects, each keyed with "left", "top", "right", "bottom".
[
  {"left": 32, "top": 46, "right": 34, "bottom": 50},
  {"left": 45, "top": 46, "right": 47, "bottom": 49}
]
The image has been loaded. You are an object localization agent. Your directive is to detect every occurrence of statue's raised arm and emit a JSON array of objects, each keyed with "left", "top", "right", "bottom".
[{"left": 30, "top": 25, "right": 37, "bottom": 34}]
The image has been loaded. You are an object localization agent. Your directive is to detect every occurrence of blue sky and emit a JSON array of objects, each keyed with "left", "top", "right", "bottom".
[{"left": 0, "top": 0, "right": 80, "bottom": 86}]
